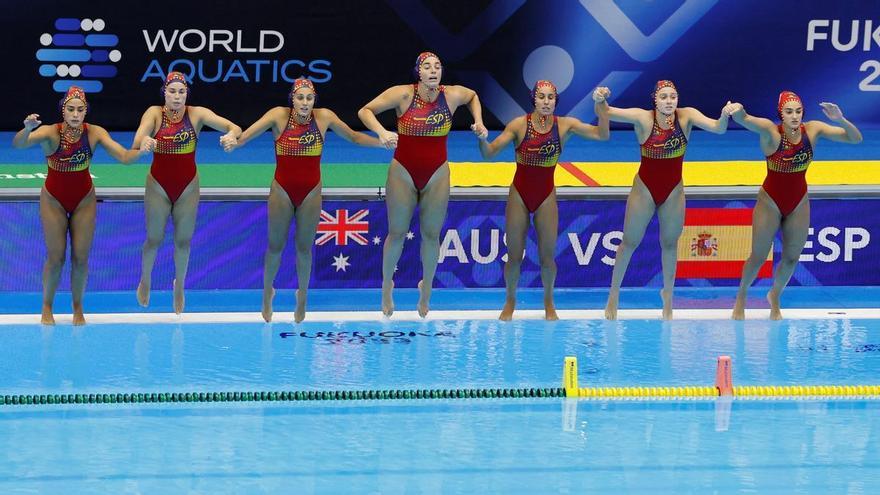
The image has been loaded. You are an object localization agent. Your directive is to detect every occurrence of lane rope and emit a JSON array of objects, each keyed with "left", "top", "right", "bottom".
[
  {"left": 0, "top": 387, "right": 565, "bottom": 407},
  {"left": 563, "top": 356, "right": 880, "bottom": 399}
]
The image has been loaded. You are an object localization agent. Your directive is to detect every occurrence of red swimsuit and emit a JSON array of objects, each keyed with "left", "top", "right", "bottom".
[
  {"left": 763, "top": 124, "right": 813, "bottom": 217},
  {"left": 393, "top": 84, "right": 453, "bottom": 191},
  {"left": 46, "top": 123, "right": 93, "bottom": 214},
  {"left": 151, "top": 108, "right": 198, "bottom": 203},
  {"left": 638, "top": 111, "right": 688, "bottom": 205},
  {"left": 274, "top": 111, "right": 324, "bottom": 207},
  {"left": 513, "top": 115, "right": 562, "bottom": 213}
]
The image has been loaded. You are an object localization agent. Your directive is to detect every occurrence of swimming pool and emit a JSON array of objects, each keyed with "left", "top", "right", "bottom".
[{"left": 2, "top": 309, "right": 878, "bottom": 493}]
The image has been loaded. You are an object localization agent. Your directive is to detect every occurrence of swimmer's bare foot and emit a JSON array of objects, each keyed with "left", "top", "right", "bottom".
[
  {"left": 732, "top": 292, "right": 746, "bottom": 320},
  {"left": 660, "top": 288, "right": 673, "bottom": 321},
  {"left": 262, "top": 287, "right": 275, "bottom": 323},
  {"left": 767, "top": 289, "right": 782, "bottom": 320},
  {"left": 136, "top": 280, "right": 150, "bottom": 307},
  {"left": 173, "top": 279, "right": 185, "bottom": 315},
  {"left": 72, "top": 304, "right": 86, "bottom": 326},
  {"left": 544, "top": 299, "right": 559, "bottom": 321},
  {"left": 295, "top": 289, "right": 307, "bottom": 324},
  {"left": 499, "top": 299, "right": 515, "bottom": 321},
  {"left": 381, "top": 280, "right": 394, "bottom": 317},
  {"left": 417, "top": 280, "right": 430, "bottom": 318},
  {"left": 41, "top": 304, "right": 55, "bottom": 326},
  {"left": 604, "top": 290, "right": 619, "bottom": 320}
]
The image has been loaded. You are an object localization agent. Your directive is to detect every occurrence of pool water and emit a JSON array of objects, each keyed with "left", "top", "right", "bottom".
[{"left": 1, "top": 317, "right": 878, "bottom": 493}]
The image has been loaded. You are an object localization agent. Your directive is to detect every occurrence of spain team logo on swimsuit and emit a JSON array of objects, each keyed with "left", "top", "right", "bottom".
[
  {"left": 416, "top": 112, "right": 447, "bottom": 127},
  {"left": 297, "top": 133, "right": 317, "bottom": 146},
  {"left": 398, "top": 86, "right": 452, "bottom": 137},
  {"left": 767, "top": 127, "right": 813, "bottom": 174},
  {"left": 155, "top": 113, "right": 197, "bottom": 155},
  {"left": 642, "top": 122, "right": 687, "bottom": 160},
  {"left": 164, "top": 130, "right": 194, "bottom": 144},
  {"left": 535, "top": 143, "right": 559, "bottom": 156},
  {"left": 56, "top": 150, "right": 89, "bottom": 168},
  {"left": 48, "top": 128, "right": 92, "bottom": 173},
  {"left": 276, "top": 115, "right": 323, "bottom": 157},
  {"left": 777, "top": 149, "right": 811, "bottom": 172},
  {"left": 517, "top": 117, "right": 561, "bottom": 168},
  {"left": 785, "top": 151, "right": 810, "bottom": 165},
  {"left": 658, "top": 136, "right": 683, "bottom": 151}
]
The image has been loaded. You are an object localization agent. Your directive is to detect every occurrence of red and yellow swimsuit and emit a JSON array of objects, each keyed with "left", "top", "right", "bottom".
[
  {"left": 46, "top": 123, "right": 93, "bottom": 214},
  {"left": 763, "top": 124, "right": 813, "bottom": 217},
  {"left": 393, "top": 84, "right": 453, "bottom": 190},
  {"left": 513, "top": 115, "right": 562, "bottom": 213},
  {"left": 274, "top": 111, "right": 324, "bottom": 207},
  {"left": 151, "top": 108, "right": 198, "bottom": 203},
  {"left": 638, "top": 111, "right": 688, "bottom": 205}
]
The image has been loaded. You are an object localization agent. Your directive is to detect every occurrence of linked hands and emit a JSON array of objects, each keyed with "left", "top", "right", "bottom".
[
  {"left": 378, "top": 130, "right": 399, "bottom": 150},
  {"left": 470, "top": 122, "right": 488, "bottom": 141},
  {"left": 140, "top": 137, "right": 157, "bottom": 153},
  {"left": 723, "top": 101, "right": 744, "bottom": 117},
  {"left": 220, "top": 132, "right": 237, "bottom": 152},
  {"left": 593, "top": 86, "right": 611, "bottom": 103}
]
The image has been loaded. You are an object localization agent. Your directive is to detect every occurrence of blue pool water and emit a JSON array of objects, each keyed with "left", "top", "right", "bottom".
[{"left": 1, "top": 317, "right": 878, "bottom": 493}]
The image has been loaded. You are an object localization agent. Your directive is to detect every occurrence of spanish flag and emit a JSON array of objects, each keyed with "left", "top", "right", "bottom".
[{"left": 676, "top": 208, "right": 772, "bottom": 279}]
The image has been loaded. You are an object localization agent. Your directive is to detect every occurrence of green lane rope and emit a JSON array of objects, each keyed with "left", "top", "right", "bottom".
[{"left": 0, "top": 387, "right": 566, "bottom": 407}]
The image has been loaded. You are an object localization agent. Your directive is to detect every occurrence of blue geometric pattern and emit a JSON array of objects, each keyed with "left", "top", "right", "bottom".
[{"left": 388, "top": 0, "right": 719, "bottom": 124}]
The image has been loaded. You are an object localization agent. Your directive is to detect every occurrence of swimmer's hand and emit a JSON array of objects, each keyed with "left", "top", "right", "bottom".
[
  {"left": 592, "top": 87, "right": 610, "bottom": 103},
  {"left": 23, "top": 114, "right": 42, "bottom": 131},
  {"left": 723, "top": 101, "right": 743, "bottom": 117},
  {"left": 220, "top": 132, "right": 238, "bottom": 152},
  {"left": 819, "top": 102, "right": 843, "bottom": 121},
  {"left": 140, "top": 137, "right": 157, "bottom": 153},
  {"left": 470, "top": 123, "right": 488, "bottom": 141},
  {"left": 379, "top": 130, "right": 398, "bottom": 150}
]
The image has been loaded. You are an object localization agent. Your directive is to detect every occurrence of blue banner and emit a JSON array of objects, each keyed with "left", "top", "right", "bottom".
[
  {"left": 0, "top": 198, "right": 876, "bottom": 291},
  {"left": 3, "top": 1, "right": 879, "bottom": 129}
]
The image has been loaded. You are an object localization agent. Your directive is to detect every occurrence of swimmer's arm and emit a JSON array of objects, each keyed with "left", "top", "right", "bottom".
[
  {"left": 191, "top": 106, "right": 242, "bottom": 137},
  {"left": 811, "top": 120, "right": 862, "bottom": 144},
  {"left": 235, "top": 107, "right": 286, "bottom": 148},
  {"left": 321, "top": 109, "right": 383, "bottom": 148},
  {"left": 131, "top": 107, "right": 159, "bottom": 150},
  {"left": 450, "top": 86, "right": 486, "bottom": 130},
  {"left": 13, "top": 120, "right": 52, "bottom": 149},
  {"left": 560, "top": 117, "right": 607, "bottom": 142},
  {"left": 728, "top": 105, "right": 775, "bottom": 137},
  {"left": 681, "top": 106, "right": 729, "bottom": 134},
  {"left": 90, "top": 124, "right": 144, "bottom": 164},
  {"left": 478, "top": 117, "right": 521, "bottom": 159},
  {"left": 596, "top": 101, "right": 652, "bottom": 136},
  {"left": 358, "top": 86, "right": 406, "bottom": 135},
  {"left": 814, "top": 103, "right": 862, "bottom": 144},
  {"left": 561, "top": 101, "right": 611, "bottom": 141},
  {"left": 596, "top": 101, "right": 650, "bottom": 125},
  {"left": 596, "top": 99, "right": 611, "bottom": 140},
  {"left": 358, "top": 86, "right": 405, "bottom": 149}
]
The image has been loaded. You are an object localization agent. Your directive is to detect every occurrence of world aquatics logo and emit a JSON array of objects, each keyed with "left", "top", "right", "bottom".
[{"left": 36, "top": 18, "right": 121, "bottom": 94}]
